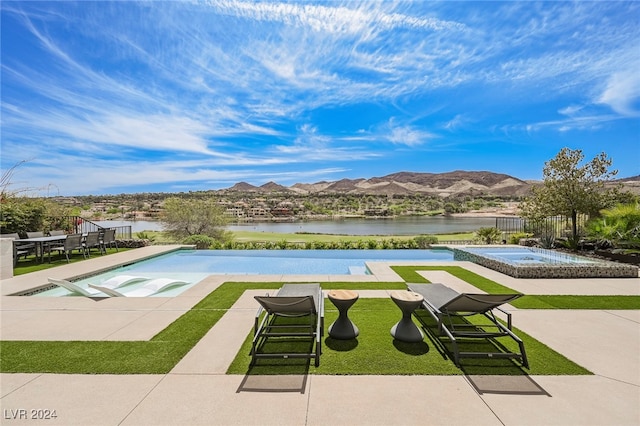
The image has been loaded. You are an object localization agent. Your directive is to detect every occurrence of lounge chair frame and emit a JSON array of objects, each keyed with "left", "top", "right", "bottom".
[
  {"left": 408, "top": 283, "right": 529, "bottom": 368},
  {"left": 251, "top": 283, "right": 324, "bottom": 367}
]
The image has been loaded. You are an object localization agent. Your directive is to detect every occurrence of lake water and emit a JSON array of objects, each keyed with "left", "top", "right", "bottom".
[{"left": 99, "top": 216, "right": 509, "bottom": 235}]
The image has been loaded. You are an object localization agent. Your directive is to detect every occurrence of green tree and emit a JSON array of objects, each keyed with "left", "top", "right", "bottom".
[
  {"left": 519, "top": 148, "right": 620, "bottom": 243},
  {"left": 161, "top": 197, "right": 232, "bottom": 242}
]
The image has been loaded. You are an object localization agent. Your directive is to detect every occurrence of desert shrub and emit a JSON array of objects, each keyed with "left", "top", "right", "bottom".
[
  {"left": 414, "top": 234, "right": 438, "bottom": 248},
  {"left": 183, "top": 234, "right": 214, "bottom": 249},
  {"left": 474, "top": 227, "right": 502, "bottom": 244},
  {"left": 136, "top": 231, "right": 157, "bottom": 243},
  {"left": 507, "top": 232, "right": 533, "bottom": 245},
  {"left": 539, "top": 233, "right": 556, "bottom": 249}
]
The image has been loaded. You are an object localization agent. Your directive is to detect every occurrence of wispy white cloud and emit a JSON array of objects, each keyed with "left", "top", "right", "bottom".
[
  {"left": 598, "top": 70, "right": 640, "bottom": 117},
  {"left": 379, "top": 118, "right": 437, "bottom": 147},
  {"left": 208, "top": 0, "right": 465, "bottom": 34},
  {"left": 272, "top": 124, "right": 381, "bottom": 162}
]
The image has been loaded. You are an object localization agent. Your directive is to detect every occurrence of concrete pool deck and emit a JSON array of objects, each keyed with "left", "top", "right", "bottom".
[{"left": 1, "top": 246, "right": 639, "bottom": 425}]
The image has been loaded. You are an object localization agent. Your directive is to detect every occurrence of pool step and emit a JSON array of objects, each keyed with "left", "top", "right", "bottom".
[{"left": 348, "top": 266, "right": 369, "bottom": 275}]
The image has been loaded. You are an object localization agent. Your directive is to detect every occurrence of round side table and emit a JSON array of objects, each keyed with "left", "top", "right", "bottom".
[
  {"left": 389, "top": 290, "right": 424, "bottom": 343},
  {"left": 328, "top": 290, "right": 359, "bottom": 340}
]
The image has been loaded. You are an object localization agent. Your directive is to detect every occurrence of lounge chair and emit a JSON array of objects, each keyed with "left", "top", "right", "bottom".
[
  {"left": 251, "top": 283, "right": 324, "bottom": 367},
  {"left": 91, "top": 275, "right": 149, "bottom": 289},
  {"left": 48, "top": 277, "right": 106, "bottom": 297},
  {"left": 88, "top": 278, "right": 189, "bottom": 297},
  {"left": 407, "top": 283, "right": 529, "bottom": 368}
]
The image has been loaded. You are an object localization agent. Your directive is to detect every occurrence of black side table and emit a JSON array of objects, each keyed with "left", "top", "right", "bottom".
[
  {"left": 328, "top": 290, "right": 359, "bottom": 340},
  {"left": 389, "top": 290, "right": 424, "bottom": 342}
]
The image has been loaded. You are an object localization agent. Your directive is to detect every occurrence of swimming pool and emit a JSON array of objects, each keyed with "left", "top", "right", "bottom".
[
  {"left": 454, "top": 246, "right": 639, "bottom": 278},
  {"left": 33, "top": 249, "right": 453, "bottom": 297},
  {"left": 136, "top": 249, "right": 452, "bottom": 274}
]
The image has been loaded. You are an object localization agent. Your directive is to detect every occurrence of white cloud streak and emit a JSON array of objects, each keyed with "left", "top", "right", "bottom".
[{"left": 598, "top": 70, "right": 640, "bottom": 117}]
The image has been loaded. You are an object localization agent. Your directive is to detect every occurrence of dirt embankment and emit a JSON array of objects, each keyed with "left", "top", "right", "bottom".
[{"left": 451, "top": 202, "right": 521, "bottom": 218}]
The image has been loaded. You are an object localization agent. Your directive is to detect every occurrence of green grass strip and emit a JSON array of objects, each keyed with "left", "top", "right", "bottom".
[
  {"left": 392, "top": 266, "right": 640, "bottom": 309},
  {"left": 0, "top": 282, "right": 401, "bottom": 374},
  {"left": 13, "top": 248, "right": 131, "bottom": 276},
  {"left": 2, "top": 265, "right": 634, "bottom": 374}
]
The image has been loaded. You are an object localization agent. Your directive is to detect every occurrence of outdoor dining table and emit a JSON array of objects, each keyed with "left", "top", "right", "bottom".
[{"left": 13, "top": 235, "right": 68, "bottom": 263}]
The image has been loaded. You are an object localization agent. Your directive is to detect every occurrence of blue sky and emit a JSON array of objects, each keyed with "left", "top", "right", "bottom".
[{"left": 1, "top": 1, "right": 639, "bottom": 196}]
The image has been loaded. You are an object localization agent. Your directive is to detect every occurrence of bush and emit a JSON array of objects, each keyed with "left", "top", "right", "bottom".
[
  {"left": 474, "top": 227, "right": 502, "bottom": 244},
  {"left": 136, "top": 231, "right": 156, "bottom": 243},
  {"left": 414, "top": 234, "right": 438, "bottom": 248},
  {"left": 539, "top": 233, "right": 556, "bottom": 249},
  {"left": 507, "top": 232, "right": 534, "bottom": 245},
  {"left": 183, "top": 234, "right": 214, "bottom": 249}
]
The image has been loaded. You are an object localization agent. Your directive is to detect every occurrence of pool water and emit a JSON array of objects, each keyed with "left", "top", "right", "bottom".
[
  {"left": 34, "top": 249, "right": 453, "bottom": 297},
  {"left": 461, "top": 247, "right": 598, "bottom": 265},
  {"left": 453, "top": 246, "right": 638, "bottom": 278},
  {"left": 127, "top": 249, "right": 453, "bottom": 275}
]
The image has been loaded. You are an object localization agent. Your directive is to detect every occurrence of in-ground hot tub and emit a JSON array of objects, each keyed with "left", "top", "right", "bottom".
[{"left": 453, "top": 246, "right": 639, "bottom": 279}]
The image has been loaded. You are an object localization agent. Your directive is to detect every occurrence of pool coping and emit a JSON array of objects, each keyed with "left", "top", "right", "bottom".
[
  {"left": 3, "top": 247, "right": 459, "bottom": 297},
  {"left": 453, "top": 245, "right": 640, "bottom": 278}
]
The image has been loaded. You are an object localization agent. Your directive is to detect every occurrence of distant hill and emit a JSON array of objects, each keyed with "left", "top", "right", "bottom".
[
  {"left": 221, "top": 171, "right": 640, "bottom": 198},
  {"left": 616, "top": 175, "right": 640, "bottom": 183},
  {"left": 223, "top": 171, "right": 534, "bottom": 197},
  {"left": 612, "top": 175, "right": 640, "bottom": 195}
]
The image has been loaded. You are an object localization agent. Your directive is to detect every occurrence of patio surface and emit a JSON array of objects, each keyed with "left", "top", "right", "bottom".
[{"left": 1, "top": 246, "right": 639, "bottom": 425}]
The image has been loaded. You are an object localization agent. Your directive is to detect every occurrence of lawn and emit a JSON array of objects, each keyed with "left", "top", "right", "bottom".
[
  {"left": 227, "top": 297, "right": 590, "bottom": 376},
  {"left": 392, "top": 266, "right": 640, "bottom": 310},
  {"left": 13, "top": 247, "right": 130, "bottom": 276},
  {"left": 140, "top": 230, "right": 476, "bottom": 244}
]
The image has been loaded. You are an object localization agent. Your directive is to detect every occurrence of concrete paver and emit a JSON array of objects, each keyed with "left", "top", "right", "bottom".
[
  {"left": 306, "top": 375, "right": 503, "bottom": 426},
  {"left": 121, "top": 375, "right": 310, "bottom": 426},
  {"left": 480, "top": 375, "right": 640, "bottom": 426},
  {"left": 170, "top": 290, "right": 261, "bottom": 375},
  {"left": 511, "top": 309, "right": 640, "bottom": 385},
  {"left": 1, "top": 374, "right": 164, "bottom": 425}
]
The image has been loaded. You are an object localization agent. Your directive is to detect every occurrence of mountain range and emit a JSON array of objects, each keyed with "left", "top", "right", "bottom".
[{"left": 221, "top": 171, "right": 640, "bottom": 198}]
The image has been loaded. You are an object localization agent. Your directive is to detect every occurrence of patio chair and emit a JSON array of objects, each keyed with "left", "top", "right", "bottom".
[
  {"left": 251, "top": 283, "right": 324, "bottom": 367},
  {"left": 407, "top": 283, "right": 529, "bottom": 368},
  {"left": 48, "top": 230, "right": 66, "bottom": 236},
  {"left": 100, "top": 228, "right": 118, "bottom": 252},
  {"left": 26, "top": 231, "right": 44, "bottom": 238},
  {"left": 49, "top": 233, "right": 85, "bottom": 263},
  {"left": 0, "top": 233, "right": 21, "bottom": 239},
  {"left": 2, "top": 233, "right": 35, "bottom": 265},
  {"left": 83, "top": 231, "right": 102, "bottom": 256},
  {"left": 88, "top": 277, "right": 189, "bottom": 297},
  {"left": 48, "top": 277, "right": 107, "bottom": 297}
]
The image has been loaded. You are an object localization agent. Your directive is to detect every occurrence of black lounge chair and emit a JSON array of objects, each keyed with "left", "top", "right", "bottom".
[
  {"left": 251, "top": 283, "right": 324, "bottom": 367},
  {"left": 407, "top": 283, "right": 529, "bottom": 368}
]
